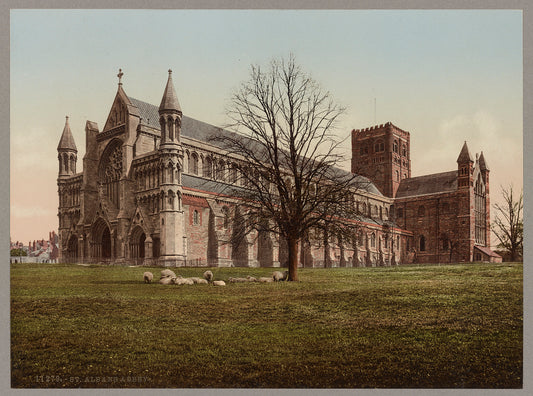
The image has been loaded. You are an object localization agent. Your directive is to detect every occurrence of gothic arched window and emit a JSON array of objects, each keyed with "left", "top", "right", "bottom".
[
  {"left": 204, "top": 157, "right": 213, "bottom": 178},
  {"left": 189, "top": 153, "right": 199, "bottom": 175},
  {"left": 419, "top": 235, "right": 426, "bottom": 251},
  {"left": 98, "top": 139, "right": 123, "bottom": 209},
  {"left": 217, "top": 160, "right": 226, "bottom": 182}
]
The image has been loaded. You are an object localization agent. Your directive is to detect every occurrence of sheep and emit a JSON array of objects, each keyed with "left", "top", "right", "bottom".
[
  {"left": 203, "top": 270, "right": 214, "bottom": 282},
  {"left": 143, "top": 271, "right": 154, "bottom": 284},
  {"left": 212, "top": 280, "right": 226, "bottom": 286},
  {"left": 257, "top": 277, "right": 274, "bottom": 283},
  {"left": 173, "top": 277, "right": 186, "bottom": 285},
  {"left": 188, "top": 277, "right": 203, "bottom": 284},
  {"left": 159, "top": 276, "right": 174, "bottom": 285},
  {"left": 160, "top": 269, "right": 176, "bottom": 279},
  {"left": 175, "top": 277, "right": 194, "bottom": 285},
  {"left": 195, "top": 278, "right": 209, "bottom": 285},
  {"left": 228, "top": 277, "right": 249, "bottom": 283},
  {"left": 246, "top": 275, "right": 257, "bottom": 282},
  {"left": 272, "top": 270, "right": 289, "bottom": 282}
]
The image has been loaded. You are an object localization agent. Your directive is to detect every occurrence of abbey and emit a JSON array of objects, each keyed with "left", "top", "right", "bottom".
[{"left": 57, "top": 70, "right": 501, "bottom": 266}]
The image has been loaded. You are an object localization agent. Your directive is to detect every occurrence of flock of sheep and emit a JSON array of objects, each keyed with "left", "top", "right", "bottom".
[{"left": 143, "top": 269, "right": 289, "bottom": 286}]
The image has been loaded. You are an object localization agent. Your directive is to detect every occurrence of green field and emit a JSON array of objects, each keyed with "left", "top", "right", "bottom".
[{"left": 11, "top": 262, "right": 522, "bottom": 388}]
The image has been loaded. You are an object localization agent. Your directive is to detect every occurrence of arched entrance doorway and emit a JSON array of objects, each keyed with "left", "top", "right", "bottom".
[
  {"left": 130, "top": 226, "right": 146, "bottom": 264},
  {"left": 91, "top": 218, "right": 112, "bottom": 262},
  {"left": 67, "top": 234, "right": 78, "bottom": 262},
  {"left": 102, "top": 228, "right": 111, "bottom": 258}
]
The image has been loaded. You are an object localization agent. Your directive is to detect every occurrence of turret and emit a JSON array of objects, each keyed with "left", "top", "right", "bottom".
[
  {"left": 57, "top": 116, "right": 77, "bottom": 177},
  {"left": 456, "top": 141, "right": 473, "bottom": 189},
  {"left": 157, "top": 69, "right": 186, "bottom": 265},
  {"left": 478, "top": 151, "right": 489, "bottom": 181},
  {"left": 159, "top": 69, "right": 182, "bottom": 146}
]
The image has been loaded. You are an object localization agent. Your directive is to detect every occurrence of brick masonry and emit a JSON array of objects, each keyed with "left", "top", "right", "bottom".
[{"left": 56, "top": 71, "right": 499, "bottom": 267}]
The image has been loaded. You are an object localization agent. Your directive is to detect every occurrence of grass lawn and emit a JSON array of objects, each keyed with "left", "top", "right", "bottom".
[{"left": 10, "top": 262, "right": 522, "bottom": 388}]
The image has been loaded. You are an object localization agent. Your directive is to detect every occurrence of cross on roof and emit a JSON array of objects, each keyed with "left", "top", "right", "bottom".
[{"left": 117, "top": 68, "right": 124, "bottom": 85}]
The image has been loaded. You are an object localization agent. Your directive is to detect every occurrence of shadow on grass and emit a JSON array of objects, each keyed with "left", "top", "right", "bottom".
[{"left": 92, "top": 280, "right": 146, "bottom": 285}]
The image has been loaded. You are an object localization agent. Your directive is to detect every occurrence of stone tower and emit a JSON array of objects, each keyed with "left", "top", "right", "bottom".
[
  {"left": 351, "top": 122, "right": 411, "bottom": 198},
  {"left": 57, "top": 116, "right": 77, "bottom": 178},
  {"left": 158, "top": 70, "right": 186, "bottom": 265},
  {"left": 57, "top": 116, "right": 79, "bottom": 261},
  {"left": 478, "top": 151, "right": 491, "bottom": 248},
  {"left": 456, "top": 141, "right": 475, "bottom": 261}
]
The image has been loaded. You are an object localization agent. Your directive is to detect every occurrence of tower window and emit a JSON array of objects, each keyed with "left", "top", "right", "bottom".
[
  {"left": 193, "top": 210, "right": 200, "bottom": 225},
  {"left": 419, "top": 235, "right": 426, "bottom": 252},
  {"left": 393, "top": 140, "right": 398, "bottom": 153}
]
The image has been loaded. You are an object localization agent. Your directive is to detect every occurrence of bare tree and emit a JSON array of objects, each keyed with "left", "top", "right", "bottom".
[
  {"left": 493, "top": 185, "right": 523, "bottom": 262},
  {"left": 212, "top": 55, "right": 367, "bottom": 281}
]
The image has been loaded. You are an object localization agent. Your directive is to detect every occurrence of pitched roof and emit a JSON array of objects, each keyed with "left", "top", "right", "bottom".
[
  {"left": 457, "top": 141, "right": 473, "bottom": 163},
  {"left": 159, "top": 70, "right": 182, "bottom": 112},
  {"left": 129, "top": 97, "right": 226, "bottom": 143},
  {"left": 57, "top": 116, "right": 77, "bottom": 151},
  {"left": 474, "top": 245, "right": 501, "bottom": 258},
  {"left": 478, "top": 151, "right": 489, "bottom": 171},
  {"left": 395, "top": 170, "right": 457, "bottom": 199},
  {"left": 129, "top": 97, "right": 383, "bottom": 197}
]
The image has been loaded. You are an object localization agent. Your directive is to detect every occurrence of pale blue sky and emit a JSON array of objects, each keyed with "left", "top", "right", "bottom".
[{"left": 10, "top": 9, "right": 523, "bottom": 243}]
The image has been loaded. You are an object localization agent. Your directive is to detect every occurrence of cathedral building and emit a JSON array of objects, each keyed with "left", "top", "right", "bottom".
[{"left": 57, "top": 70, "right": 500, "bottom": 267}]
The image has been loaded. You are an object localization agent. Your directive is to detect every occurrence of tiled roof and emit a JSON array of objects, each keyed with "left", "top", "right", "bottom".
[
  {"left": 129, "top": 97, "right": 383, "bottom": 198},
  {"left": 395, "top": 170, "right": 457, "bottom": 199},
  {"left": 129, "top": 97, "right": 226, "bottom": 144}
]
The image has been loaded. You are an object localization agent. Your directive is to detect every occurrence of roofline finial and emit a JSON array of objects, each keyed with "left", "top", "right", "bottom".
[{"left": 117, "top": 68, "right": 124, "bottom": 85}]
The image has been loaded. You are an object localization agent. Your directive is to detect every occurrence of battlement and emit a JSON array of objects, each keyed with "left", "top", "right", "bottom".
[{"left": 352, "top": 121, "right": 410, "bottom": 138}]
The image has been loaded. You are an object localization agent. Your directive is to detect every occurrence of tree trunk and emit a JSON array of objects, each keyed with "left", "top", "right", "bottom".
[{"left": 287, "top": 236, "right": 299, "bottom": 281}]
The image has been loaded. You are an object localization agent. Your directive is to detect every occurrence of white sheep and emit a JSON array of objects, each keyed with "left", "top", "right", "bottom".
[
  {"left": 195, "top": 278, "right": 209, "bottom": 285},
  {"left": 188, "top": 277, "right": 203, "bottom": 284},
  {"left": 246, "top": 275, "right": 257, "bottom": 282},
  {"left": 203, "top": 270, "right": 214, "bottom": 282},
  {"left": 272, "top": 270, "right": 289, "bottom": 282},
  {"left": 143, "top": 271, "right": 154, "bottom": 284},
  {"left": 257, "top": 277, "right": 274, "bottom": 283},
  {"left": 212, "top": 280, "right": 226, "bottom": 286},
  {"left": 175, "top": 278, "right": 194, "bottom": 285},
  {"left": 228, "top": 277, "right": 248, "bottom": 283},
  {"left": 159, "top": 276, "right": 174, "bottom": 285},
  {"left": 173, "top": 277, "right": 186, "bottom": 285},
  {"left": 161, "top": 269, "right": 177, "bottom": 279}
]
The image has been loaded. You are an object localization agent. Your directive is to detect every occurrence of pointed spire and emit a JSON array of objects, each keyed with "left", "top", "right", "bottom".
[
  {"left": 478, "top": 151, "right": 489, "bottom": 171},
  {"left": 57, "top": 116, "right": 77, "bottom": 151},
  {"left": 456, "top": 141, "right": 473, "bottom": 163},
  {"left": 159, "top": 69, "right": 182, "bottom": 113}
]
